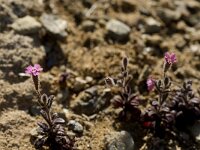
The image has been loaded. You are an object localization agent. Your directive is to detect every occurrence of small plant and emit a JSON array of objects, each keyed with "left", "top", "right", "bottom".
[
  {"left": 143, "top": 52, "right": 177, "bottom": 137},
  {"left": 144, "top": 52, "right": 200, "bottom": 138},
  {"left": 170, "top": 80, "right": 200, "bottom": 129},
  {"left": 105, "top": 57, "right": 141, "bottom": 121},
  {"left": 25, "top": 64, "right": 74, "bottom": 150}
]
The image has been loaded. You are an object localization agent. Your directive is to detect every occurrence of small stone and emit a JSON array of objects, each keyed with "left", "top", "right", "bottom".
[
  {"left": 85, "top": 86, "right": 97, "bottom": 95},
  {"left": 40, "top": 13, "right": 67, "bottom": 39},
  {"left": 139, "top": 7, "right": 150, "bottom": 16},
  {"left": 0, "top": 3, "right": 18, "bottom": 31},
  {"left": 190, "top": 44, "right": 200, "bottom": 52},
  {"left": 106, "top": 19, "right": 131, "bottom": 42},
  {"left": 185, "top": 14, "right": 200, "bottom": 26},
  {"left": 85, "top": 76, "right": 93, "bottom": 83},
  {"left": 71, "top": 86, "right": 111, "bottom": 115},
  {"left": 11, "top": 16, "right": 42, "bottom": 34},
  {"left": 144, "top": 17, "right": 161, "bottom": 34},
  {"left": 185, "top": 0, "right": 200, "bottom": 10},
  {"left": 105, "top": 131, "right": 134, "bottom": 150},
  {"left": 81, "top": 20, "right": 95, "bottom": 32},
  {"left": 121, "top": 0, "right": 136, "bottom": 13},
  {"left": 144, "top": 34, "right": 162, "bottom": 45},
  {"left": 74, "top": 77, "right": 88, "bottom": 92},
  {"left": 143, "top": 47, "right": 154, "bottom": 54},
  {"left": 190, "top": 30, "right": 200, "bottom": 41},
  {"left": 68, "top": 120, "right": 84, "bottom": 134},
  {"left": 176, "top": 21, "right": 188, "bottom": 31},
  {"left": 98, "top": 19, "right": 106, "bottom": 27},
  {"left": 157, "top": 8, "right": 181, "bottom": 24}
]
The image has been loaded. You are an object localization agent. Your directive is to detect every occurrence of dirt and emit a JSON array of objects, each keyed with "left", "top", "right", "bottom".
[{"left": 0, "top": 0, "right": 200, "bottom": 150}]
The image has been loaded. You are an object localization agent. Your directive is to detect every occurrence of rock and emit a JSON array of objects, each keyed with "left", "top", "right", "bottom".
[
  {"left": 144, "top": 34, "right": 162, "bottom": 46},
  {"left": 190, "top": 30, "right": 200, "bottom": 41},
  {"left": 11, "top": 16, "right": 41, "bottom": 34},
  {"left": 74, "top": 77, "right": 88, "bottom": 92},
  {"left": 85, "top": 76, "right": 93, "bottom": 83},
  {"left": 176, "top": 2, "right": 190, "bottom": 18},
  {"left": 144, "top": 17, "right": 161, "bottom": 34},
  {"left": 0, "top": 0, "right": 44, "bottom": 31},
  {"left": 105, "top": 131, "right": 134, "bottom": 150},
  {"left": 139, "top": 7, "right": 150, "bottom": 16},
  {"left": 0, "top": 31, "right": 45, "bottom": 80},
  {"left": 188, "top": 120, "right": 200, "bottom": 143},
  {"left": 184, "top": 14, "right": 200, "bottom": 26},
  {"left": 185, "top": 0, "right": 200, "bottom": 10},
  {"left": 157, "top": 8, "right": 181, "bottom": 24},
  {"left": 98, "top": 19, "right": 106, "bottom": 27},
  {"left": 176, "top": 21, "right": 188, "bottom": 31},
  {"left": 1, "top": 0, "right": 44, "bottom": 17},
  {"left": 0, "top": 4, "right": 17, "bottom": 31},
  {"left": 40, "top": 13, "right": 67, "bottom": 39},
  {"left": 106, "top": 19, "right": 131, "bottom": 42},
  {"left": 81, "top": 20, "right": 95, "bottom": 32},
  {"left": 70, "top": 86, "right": 111, "bottom": 115},
  {"left": 68, "top": 120, "right": 84, "bottom": 134},
  {"left": 190, "top": 44, "right": 200, "bottom": 52},
  {"left": 121, "top": 0, "right": 136, "bottom": 13}
]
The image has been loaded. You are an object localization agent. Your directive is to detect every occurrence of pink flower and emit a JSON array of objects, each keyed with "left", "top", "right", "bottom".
[
  {"left": 25, "top": 64, "right": 43, "bottom": 76},
  {"left": 147, "top": 78, "right": 155, "bottom": 91},
  {"left": 164, "top": 52, "right": 177, "bottom": 64}
]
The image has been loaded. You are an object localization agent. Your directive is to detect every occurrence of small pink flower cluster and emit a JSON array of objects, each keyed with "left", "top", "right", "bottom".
[
  {"left": 147, "top": 52, "right": 177, "bottom": 91},
  {"left": 164, "top": 52, "right": 177, "bottom": 64},
  {"left": 25, "top": 64, "right": 43, "bottom": 76},
  {"left": 147, "top": 77, "right": 155, "bottom": 91}
]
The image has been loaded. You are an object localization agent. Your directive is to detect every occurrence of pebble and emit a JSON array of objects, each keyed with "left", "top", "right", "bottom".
[
  {"left": 40, "top": 13, "right": 67, "bottom": 39},
  {"left": 106, "top": 19, "right": 131, "bottom": 42},
  {"left": 185, "top": 0, "right": 200, "bottom": 10},
  {"left": 68, "top": 120, "right": 84, "bottom": 134},
  {"left": 144, "top": 34, "right": 162, "bottom": 46},
  {"left": 74, "top": 77, "right": 88, "bottom": 92},
  {"left": 157, "top": 8, "right": 181, "bottom": 24},
  {"left": 105, "top": 131, "right": 134, "bottom": 150},
  {"left": 185, "top": 14, "right": 200, "bottom": 26},
  {"left": 121, "top": 0, "right": 136, "bottom": 12},
  {"left": 81, "top": 20, "right": 95, "bottom": 32},
  {"left": 11, "top": 16, "right": 41, "bottom": 34},
  {"left": 85, "top": 76, "right": 93, "bottom": 83},
  {"left": 144, "top": 17, "right": 161, "bottom": 34},
  {"left": 71, "top": 86, "right": 111, "bottom": 115},
  {"left": 190, "top": 44, "right": 200, "bottom": 52}
]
